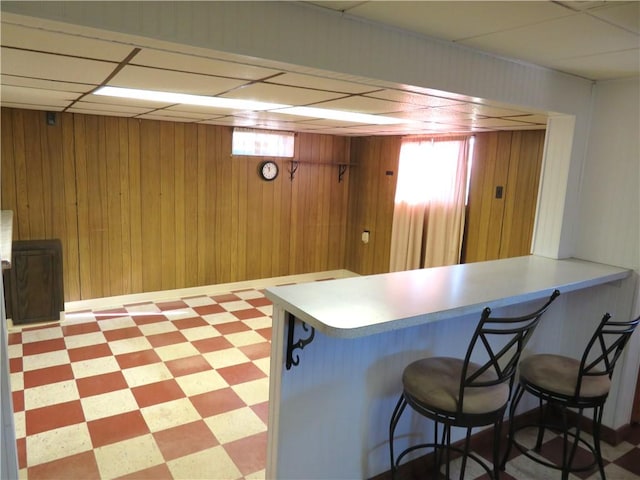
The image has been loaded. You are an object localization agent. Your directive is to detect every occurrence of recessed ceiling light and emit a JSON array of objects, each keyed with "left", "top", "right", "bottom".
[{"left": 94, "top": 86, "right": 290, "bottom": 111}]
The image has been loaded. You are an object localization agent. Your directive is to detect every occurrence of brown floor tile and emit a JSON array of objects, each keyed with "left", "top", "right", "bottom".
[
  {"left": 153, "top": 420, "right": 218, "bottom": 461},
  {"left": 87, "top": 410, "right": 150, "bottom": 448}
]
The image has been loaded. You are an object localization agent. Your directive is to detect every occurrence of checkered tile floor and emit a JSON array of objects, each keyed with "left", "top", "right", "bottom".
[
  {"left": 7, "top": 279, "right": 640, "bottom": 480},
  {"left": 8, "top": 287, "right": 274, "bottom": 479},
  {"left": 443, "top": 423, "right": 640, "bottom": 480}
]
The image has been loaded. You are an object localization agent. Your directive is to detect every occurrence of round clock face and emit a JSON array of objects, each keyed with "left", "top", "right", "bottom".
[{"left": 260, "top": 161, "right": 279, "bottom": 181}]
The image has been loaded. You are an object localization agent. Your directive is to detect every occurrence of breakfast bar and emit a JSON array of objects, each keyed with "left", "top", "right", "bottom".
[{"left": 264, "top": 255, "right": 635, "bottom": 479}]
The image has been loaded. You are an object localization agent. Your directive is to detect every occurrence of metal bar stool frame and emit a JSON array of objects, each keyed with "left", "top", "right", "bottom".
[
  {"left": 389, "top": 290, "right": 560, "bottom": 480},
  {"left": 501, "top": 313, "right": 640, "bottom": 480}
]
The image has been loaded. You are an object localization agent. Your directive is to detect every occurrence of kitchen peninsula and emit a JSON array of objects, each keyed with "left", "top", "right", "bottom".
[{"left": 265, "top": 255, "right": 635, "bottom": 479}]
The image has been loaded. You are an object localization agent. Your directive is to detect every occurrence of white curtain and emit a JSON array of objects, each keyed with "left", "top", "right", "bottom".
[{"left": 389, "top": 136, "right": 470, "bottom": 272}]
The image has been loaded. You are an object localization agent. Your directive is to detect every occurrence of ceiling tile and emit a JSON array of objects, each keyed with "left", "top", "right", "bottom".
[
  {"left": 1, "top": 74, "right": 95, "bottom": 93},
  {"left": 71, "top": 101, "right": 151, "bottom": 114},
  {"left": 221, "top": 83, "right": 344, "bottom": 105},
  {"left": 0, "top": 23, "right": 135, "bottom": 61},
  {"left": 544, "top": 49, "right": 640, "bottom": 81},
  {"left": 0, "top": 102, "right": 64, "bottom": 112},
  {"left": 461, "top": 13, "right": 639, "bottom": 65},
  {"left": 311, "top": 95, "right": 419, "bottom": 114},
  {"left": 66, "top": 107, "right": 134, "bottom": 117},
  {"left": 506, "top": 114, "right": 548, "bottom": 125},
  {"left": 109, "top": 65, "right": 249, "bottom": 95},
  {"left": 587, "top": 2, "right": 640, "bottom": 34},
  {"left": 0, "top": 85, "right": 78, "bottom": 106},
  {"left": 364, "top": 89, "right": 464, "bottom": 108},
  {"left": 1, "top": 47, "right": 117, "bottom": 84},
  {"left": 472, "top": 118, "right": 542, "bottom": 129},
  {"left": 131, "top": 49, "right": 281, "bottom": 79},
  {"left": 265, "top": 72, "right": 377, "bottom": 94},
  {"left": 444, "top": 103, "right": 534, "bottom": 117},
  {"left": 199, "top": 117, "right": 264, "bottom": 127},
  {"left": 137, "top": 114, "right": 200, "bottom": 123},
  {"left": 164, "top": 104, "right": 256, "bottom": 116},
  {"left": 340, "top": 1, "right": 572, "bottom": 41},
  {"left": 289, "top": 118, "right": 368, "bottom": 127},
  {"left": 151, "top": 109, "right": 219, "bottom": 120},
  {"left": 386, "top": 107, "right": 477, "bottom": 124}
]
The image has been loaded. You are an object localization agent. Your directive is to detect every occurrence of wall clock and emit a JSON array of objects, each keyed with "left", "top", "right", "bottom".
[{"left": 259, "top": 161, "right": 279, "bottom": 181}]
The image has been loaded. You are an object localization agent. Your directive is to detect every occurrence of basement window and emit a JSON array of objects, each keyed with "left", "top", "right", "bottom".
[{"left": 232, "top": 128, "right": 295, "bottom": 157}]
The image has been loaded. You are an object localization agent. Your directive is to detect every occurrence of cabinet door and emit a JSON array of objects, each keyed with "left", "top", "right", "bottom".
[{"left": 10, "top": 239, "right": 64, "bottom": 324}]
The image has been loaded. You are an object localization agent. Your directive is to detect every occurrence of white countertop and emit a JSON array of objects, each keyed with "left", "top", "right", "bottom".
[
  {"left": 265, "top": 255, "right": 630, "bottom": 338},
  {"left": 0, "top": 211, "right": 13, "bottom": 270}
]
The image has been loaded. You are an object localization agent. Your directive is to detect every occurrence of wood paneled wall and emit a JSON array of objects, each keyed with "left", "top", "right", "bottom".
[
  {"left": 1, "top": 107, "right": 545, "bottom": 301},
  {"left": 344, "top": 131, "right": 545, "bottom": 273},
  {"left": 462, "top": 130, "right": 545, "bottom": 263},
  {"left": 345, "top": 136, "right": 401, "bottom": 275},
  {"left": 1, "top": 108, "right": 350, "bottom": 301}
]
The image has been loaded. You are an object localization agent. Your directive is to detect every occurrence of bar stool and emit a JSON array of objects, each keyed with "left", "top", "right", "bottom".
[
  {"left": 388, "top": 290, "right": 560, "bottom": 480},
  {"left": 501, "top": 312, "right": 640, "bottom": 480}
]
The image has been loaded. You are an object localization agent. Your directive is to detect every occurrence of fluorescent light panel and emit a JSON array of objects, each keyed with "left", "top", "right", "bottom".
[
  {"left": 95, "top": 86, "right": 411, "bottom": 125},
  {"left": 95, "top": 86, "right": 289, "bottom": 111}
]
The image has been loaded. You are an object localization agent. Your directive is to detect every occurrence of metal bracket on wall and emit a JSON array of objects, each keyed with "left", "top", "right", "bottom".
[
  {"left": 338, "top": 164, "right": 348, "bottom": 183},
  {"left": 288, "top": 161, "right": 299, "bottom": 181},
  {"left": 285, "top": 312, "right": 315, "bottom": 370}
]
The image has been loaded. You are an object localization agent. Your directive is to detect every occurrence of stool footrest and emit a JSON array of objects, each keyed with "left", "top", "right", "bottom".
[
  {"left": 394, "top": 442, "right": 494, "bottom": 479},
  {"left": 507, "top": 423, "right": 600, "bottom": 474}
]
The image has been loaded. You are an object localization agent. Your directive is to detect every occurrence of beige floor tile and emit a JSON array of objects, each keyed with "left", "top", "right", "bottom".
[
  {"left": 218, "top": 300, "right": 253, "bottom": 312},
  {"left": 204, "top": 406, "right": 267, "bottom": 444},
  {"left": 97, "top": 316, "right": 137, "bottom": 330},
  {"left": 181, "top": 325, "right": 222, "bottom": 342},
  {"left": 225, "top": 330, "right": 267, "bottom": 348},
  {"left": 63, "top": 331, "right": 108, "bottom": 349},
  {"left": 138, "top": 320, "right": 179, "bottom": 336},
  {"left": 122, "top": 362, "right": 173, "bottom": 387},
  {"left": 204, "top": 311, "right": 240, "bottom": 325},
  {"left": 154, "top": 341, "right": 201, "bottom": 361},
  {"left": 21, "top": 327, "right": 63, "bottom": 343},
  {"left": 203, "top": 348, "right": 250, "bottom": 369},
  {"left": 242, "top": 316, "right": 272, "bottom": 330},
  {"left": 175, "top": 369, "right": 228, "bottom": 396},
  {"left": 10, "top": 371, "right": 23, "bottom": 391},
  {"left": 167, "top": 445, "right": 242, "bottom": 480},
  {"left": 8, "top": 343, "right": 23, "bottom": 358},
  {"left": 80, "top": 388, "right": 139, "bottom": 421},
  {"left": 26, "top": 423, "right": 92, "bottom": 466},
  {"left": 141, "top": 397, "right": 201, "bottom": 432},
  {"left": 107, "top": 336, "right": 153, "bottom": 355},
  {"left": 94, "top": 433, "right": 164, "bottom": 478},
  {"left": 24, "top": 380, "right": 80, "bottom": 410},
  {"left": 231, "top": 377, "right": 269, "bottom": 406},
  {"left": 245, "top": 468, "right": 266, "bottom": 480},
  {"left": 71, "top": 355, "right": 121, "bottom": 379},
  {"left": 182, "top": 296, "right": 216, "bottom": 307},
  {"left": 254, "top": 357, "right": 271, "bottom": 376},
  {"left": 22, "top": 350, "right": 70, "bottom": 372}
]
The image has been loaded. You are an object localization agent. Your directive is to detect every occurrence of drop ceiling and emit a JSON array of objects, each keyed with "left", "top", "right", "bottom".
[{"left": 1, "top": 1, "right": 638, "bottom": 137}]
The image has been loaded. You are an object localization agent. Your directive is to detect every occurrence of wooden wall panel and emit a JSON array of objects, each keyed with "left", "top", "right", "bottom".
[
  {"left": 345, "top": 136, "right": 400, "bottom": 275},
  {"left": 1, "top": 108, "right": 350, "bottom": 301},
  {"left": 127, "top": 119, "right": 143, "bottom": 294},
  {"left": 463, "top": 130, "right": 545, "bottom": 263},
  {"left": 500, "top": 130, "right": 544, "bottom": 258}
]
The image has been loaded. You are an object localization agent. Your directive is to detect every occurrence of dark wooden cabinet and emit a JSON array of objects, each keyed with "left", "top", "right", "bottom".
[{"left": 8, "top": 239, "right": 64, "bottom": 325}]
